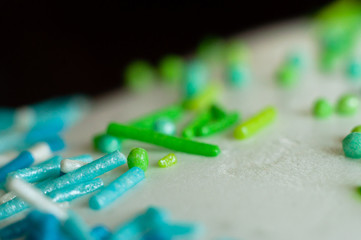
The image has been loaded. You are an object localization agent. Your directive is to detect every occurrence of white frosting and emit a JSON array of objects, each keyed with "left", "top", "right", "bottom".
[
  {"left": 14, "top": 107, "right": 36, "bottom": 131},
  {"left": 7, "top": 178, "right": 68, "bottom": 221},
  {"left": 60, "top": 159, "right": 87, "bottom": 173},
  {"left": 28, "top": 142, "right": 53, "bottom": 164}
]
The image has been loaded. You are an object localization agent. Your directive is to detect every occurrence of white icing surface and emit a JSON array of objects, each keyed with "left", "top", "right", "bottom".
[
  {"left": 29, "top": 142, "right": 53, "bottom": 164},
  {"left": 3, "top": 19, "right": 361, "bottom": 239}
]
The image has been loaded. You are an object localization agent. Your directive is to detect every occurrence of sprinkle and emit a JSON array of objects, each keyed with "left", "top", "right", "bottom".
[
  {"left": 110, "top": 207, "right": 168, "bottom": 240},
  {"left": 158, "top": 153, "right": 177, "bottom": 168},
  {"left": 26, "top": 210, "right": 62, "bottom": 240},
  {"left": 352, "top": 125, "right": 361, "bottom": 133},
  {"left": 63, "top": 210, "right": 95, "bottom": 240},
  {"left": 336, "top": 94, "right": 359, "bottom": 116},
  {"left": 0, "top": 151, "right": 18, "bottom": 167},
  {"left": 127, "top": 148, "right": 149, "bottom": 171},
  {"left": 60, "top": 159, "right": 88, "bottom": 174},
  {"left": 153, "top": 117, "right": 176, "bottom": 135},
  {"left": 342, "top": 132, "right": 361, "bottom": 158},
  {"left": 48, "top": 179, "right": 103, "bottom": 203},
  {"left": 107, "top": 123, "right": 221, "bottom": 157},
  {"left": 91, "top": 225, "right": 112, "bottom": 240},
  {"left": 0, "top": 151, "right": 125, "bottom": 219},
  {"left": 89, "top": 167, "right": 145, "bottom": 210},
  {"left": 7, "top": 178, "right": 68, "bottom": 221},
  {"left": 125, "top": 60, "right": 155, "bottom": 91},
  {"left": 197, "top": 37, "right": 225, "bottom": 63},
  {"left": 227, "top": 64, "right": 250, "bottom": 87},
  {"left": 0, "top": 137, "right": 65, "bottom": 182},
  {"left": 93, "top": 133, "right": 122, "bottom": 154},
  {"left": 276, "top": 63, "right": 299, "bottom": 87},
  {"left": 0, "top": 217, "right": 28, "bottom": 239},
  {"left": 198, "top": 112, "right": 240, "bottom": 137},
  {"left": 312, "top": 98, "right": 333, "bottom": 119},
  {"left": 234, "top": 106, "right": 277, "bottom": 140},
  {"left": 184, "top": 60, "right": 208, "bottom": 98},
  {"left": 159, "top": 55, "right": 185, "bottom": 84},
  {"left": 347, "top": 58, "right": 361, "bottom": 79},
  {"left": 182, "top": 84, "right": 220, "bottom": 111},
  {"left": 225, "top": 40, "right": 248, "bottom": 65},
  {"left": 182, "top": 110, "right": 212, "bottom": 138}
]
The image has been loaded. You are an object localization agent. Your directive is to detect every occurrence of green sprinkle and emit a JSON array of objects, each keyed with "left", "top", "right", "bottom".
[
  {"left": 197, "top": 37, "right": 225, "bottom": 63},
  {"left": 125, "top": 61, "right": 155, "bottom": 91},
  {"left": 127, "top": 148, "right": 149, "bottom": 171},
  {"left": 182, "top": 85, "right": 221, "bottom": 111},
  {"left": 336, "top": 94, "right": 359, "bottom": 116},
  {"left": 159, "top": 55, "right": 184, "bottom": 84},
  {"left": 93, "top": 134, "right": 122, "bottom": 153},
  {"left": 210, "top": 104, "right": 228, "bottom": 119},
  {"left": 225, "top": 40, "right": 248, "bottom": 65},
  {"left": 198, "top": 112, "right": 240, "bottom": 137},
  {"left": 276, "top": 63, "right": 299, "bottom": 87},
  {"left": 342, "top": 132, "right": 361, "bottom": 158},
  {"left": 158, "top": 153, "right": 177, "bottom": 168},
  {"left": 234, "top": 106, "right": 277, "bottom": 140},
  {"left": 107, "top": 123, "right": 221, "bottom": 157},
  {"left": 352, "top": 125, "right": 361, "bottom": 133},
  {"left": 182, "top": 110, "right": 212, "bottom": 138},
  {"left": 130, "top": 105, "right": 184, "bottom": 129},
  {"left": 312, "top": 98, "right": 333, "bottom": 118}
]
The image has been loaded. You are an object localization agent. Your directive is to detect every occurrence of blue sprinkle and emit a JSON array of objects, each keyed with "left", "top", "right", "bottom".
[
  {"left": 63, "top": 210, "right": 94, "bottom": 240},
  {"left": 91, "top": 225, "right": 112, "bottom": 240},
  {"left": 26, "top": 210, "right": 62, "bottom": 240},
  {"left": 0, "top": 151, "right": 34, "bottom": 182},
  {"left": 153, "top": 118, "right": 176, "bottom": 135},
  {"left": 228, "top": 64, "right": 249, "bottom": 87},
  {"left": 0, "top": 217, "right": 28, "bottom": 239},
  {"left": 89, "top": 167, "right": 144, "bottom": 210}
]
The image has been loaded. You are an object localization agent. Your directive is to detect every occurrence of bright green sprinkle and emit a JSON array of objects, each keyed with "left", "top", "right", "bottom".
[
  {"left": 107, "top": 123, "right": 221, "bottom": 157},
  {"left": 158, "top": 153, "right": 177, "bottom": 168},
  {"left": 336, "top": 94, "right": 359, "bottom": 116},
  {"left": 225, "top": 40, "right": 248, "bottom": 65},
  {"left": 210, "top": 104, "right": 227, "bottom": 120},
  {"left": 312, "top": 98, "right": 333, "bottom": 118},
  {"left": 129, "top": 105, "right": 184, "bottom": 129},
  {"left": 351, "top": 125, "right": 361, "bottom": 133},
  {"left": 182, "top": 84, "right": 221, "bottom": 111},
  {"left": 182, "top": 110, "right": 212, "bottom": 138},
  {"left": 159, "top": 55, "right": 184, "bottom": 84},
  {"left": 93, "top": 134, "right": 122, "bottom": 153},
  {"left": 342, "top": 132, "right": 361, "bottom": 158},
  {"left": 276, "top": 63, "right": 299, "bottom": 87},
  {"left": 198, "top": 112, "right": 240, "bottom": 137},
  {"left": 127, "top": 148, "right": 149, "bottom": 171},
  {"left": 125, "top": 61, "right": 155, "bottom": 91},
  {"left": 234, "top": 106, "right": 277, "bottom": 140}
]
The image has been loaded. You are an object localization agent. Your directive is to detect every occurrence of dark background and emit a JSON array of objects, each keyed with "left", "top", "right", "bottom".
[{"left": 0, "top": 0, "right": 332, "bottom": 107}]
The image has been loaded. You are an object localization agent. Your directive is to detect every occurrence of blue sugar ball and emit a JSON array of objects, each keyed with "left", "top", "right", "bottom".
[
  {"left": 347, "top": 59, "right": 361, "bottom": 79},
  {"left": 228, "top": 64, "right": 249, "bottom": 87},
  {"left": 184, "top": 60, "right": 208, "bottom": 98},
  {"left": 153, "top": 118, "right": 176, "bottom": 135},
  {"left": 342, "top": 132, "right": 361, "bottom": 159}
]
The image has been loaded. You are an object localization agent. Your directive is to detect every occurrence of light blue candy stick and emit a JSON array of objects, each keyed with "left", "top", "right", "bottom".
[
  {"left": 48, "top": 178, "right": 103, "bottom": 202},
  {"left": 0, "top": 151, "right": 125, "bottom": 220},
  {"left": 89, "top": 167, "right": 145, "bottom": 210},
  {"left": 63, "top": 210, "right": 95, "bottom": 240}
]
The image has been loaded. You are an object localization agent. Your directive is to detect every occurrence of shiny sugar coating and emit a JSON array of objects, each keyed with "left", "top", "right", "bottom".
[
  {"left": 158, "top": 153, "right": 177, "bottom": 168},
  {"left": 153, "top": 117, "right": 176, "bottom": 135},
  {"left": 312, "top": 98, "right": 333, "bottom": 119},
  {"left": 336, "top": 94, "right": 360, "bottom": 116},
  {"left": 107, "top": 123, "right": 221, "bottom": 157},
  {"left": 234, "top": 106, "right": 277, "bottom": 140},
  {"left": 89, "top": 167, "right": 145, "bottom": 210},
  {"left": 127, "top": 148, "right": 149, "bottom": 171},
  {"left": 342, "top": 132, "right": 361, "bottom": 159}
]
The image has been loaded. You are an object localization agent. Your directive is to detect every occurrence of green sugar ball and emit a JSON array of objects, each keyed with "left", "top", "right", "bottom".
[
  {"left": 276, "top": 64, "right": 299, "bottom": 87},
  {"left": 159, "top": 55, "right": 184, "bottom": 84},
  {"left": 158, "top": 153, "right": 177, "bottom": 168},
  {"left": 127, "top": 148, "right": 149, "bottom": 171},
  {"left": 125, "top": 60, "right": 155, "bottom": 91},
  {"left": 93, "top": 134, "right": 122, "bottom": 153},
  {"left": 342, "top": 132, "right": 361, "bottom": 158},
  {"left": 312, "top": 98, "right": 333, "bottom": 118},
  {"left": 352, "top": 125, "right": 361, "bottom": 133},
  {"left": 336, "top": 94, "right": 360, "bottom": 115}
]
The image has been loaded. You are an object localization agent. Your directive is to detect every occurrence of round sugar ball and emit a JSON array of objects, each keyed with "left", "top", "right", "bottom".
[
  {"left": 153, "top": 118, "right": 176, "bottom": 135},
  {"left": 336, "top": 94, "right": 359, "bottom": 116},
  {"left": 93, "top": 134, "right": 121, "bottom": 153},
  {"left": 342, "top": 132, "right": 361, "bottom": 159},
  {"left": 127, "top": 148, "right": 149, "bottom": 171},
  {"left": 312, "top": 98, "right": 333, "bottom": 119}
]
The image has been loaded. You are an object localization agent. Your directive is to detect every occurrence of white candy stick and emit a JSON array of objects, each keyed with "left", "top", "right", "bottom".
[
  {"left": 28, "top": 142, "right": 53, "bottom": 164},
  {"left": 7, "top": 178, "right": 68, "bottom": 221},
  {"left": 60, "top": 159, "right": 88, "bottom": 173},
  {"left": 0, "top": 191, "right": 16, "bottom": 204}
]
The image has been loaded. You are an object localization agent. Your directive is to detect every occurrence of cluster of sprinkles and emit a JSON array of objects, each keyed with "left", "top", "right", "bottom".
[{"left": 2, "top": 0, "right": 361, "bottom": 239}]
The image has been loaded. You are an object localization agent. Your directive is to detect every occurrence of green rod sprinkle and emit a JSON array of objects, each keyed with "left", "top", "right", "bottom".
[
  {"left": 198, "top": 112, "right": 240, "bottom": 137},
  {"left": 182, "top": 110, "right": 212, "bottom": 138},
  {"left": 129, "top": 105, "right": 184, "bottom": 128},
  {"left": 234, "top": 106, "right": 277, "bottom": 140},
  {"left": 210, "top": 104, "right": 228, "bottom": 119},
  {"left": 107, "top": 123, "right": 221, "bottom": 157},
  {"left": 182, "top": 85, "right": 221, "bottom": 111}
]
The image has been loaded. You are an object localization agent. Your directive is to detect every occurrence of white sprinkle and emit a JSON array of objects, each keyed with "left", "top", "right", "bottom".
[
  {"left": 60, "top": 159, "right": 88, "bottom": 173},
  {"left": 14, "top": 107, "right": 36, "bottom": 131},
  {"left": 0, "top": 191, "right": 16, "bottom": 204},
  {"left": 28, "top": 142, "right": 53, "bottom": 164},
  {"left": 7, "top": 178, "right": 68, "bottom": 221}
]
